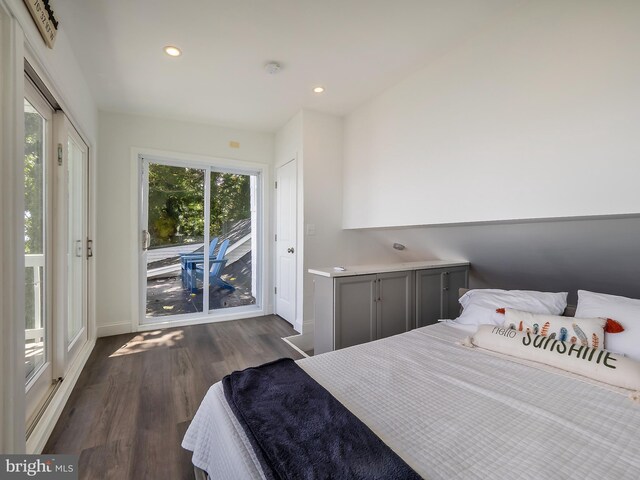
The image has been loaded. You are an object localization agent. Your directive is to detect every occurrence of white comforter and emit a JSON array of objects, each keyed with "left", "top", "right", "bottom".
[{"left": 183, "top": 323, "right": 640, "bottom": 479}]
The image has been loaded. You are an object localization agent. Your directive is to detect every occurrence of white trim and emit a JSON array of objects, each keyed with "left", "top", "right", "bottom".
[
  {"left": 281, "top": 335, "right": 310, "bottom": 358},
  {"left": 96, "top": 322, "right": 132, "bottom": 338},
  {"left": 282, "top": 318, "right": 315, "bottom": 355},
  {"left": 203, "top": 166, "right": 211, "bottom": 315},
  {"left": 130, "top": 146, "right": 270, "bottom": 333},
  {"left": 0, "top": 5, "right": 26, "bottom": 452},
  {"left": 26, "top": 338, "right": 95, "bottom": 454},
  {"left": 137, "top": 306, "right": 268, "bottom": 332}
]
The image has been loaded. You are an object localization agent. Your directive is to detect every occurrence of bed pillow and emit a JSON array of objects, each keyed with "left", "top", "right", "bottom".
[
  {"left": 470, "top": 324, "right": 640, "bottom": 391},
  {"left": 575, "top": 290, "right": 640, "bottom": 361},
  {"left": 503, "top": 309, "right": 606, "bottom": 349},
  {"left": 455, "top": 289, "right": 568, "bottom": 326}
]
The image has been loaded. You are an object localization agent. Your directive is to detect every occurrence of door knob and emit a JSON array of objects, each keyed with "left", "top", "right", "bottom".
[{"left": 287, "top": 247, "right": 294, "bottom": 254}]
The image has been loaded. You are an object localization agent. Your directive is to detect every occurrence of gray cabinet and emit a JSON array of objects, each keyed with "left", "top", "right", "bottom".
[
  {"left": 334, "top": 274, "right": 377, "bottom": 350},
  {"left": 314, "top": 270, "right": 414, "bottom": 354},
  {"left": 311, "top": 261, "right": 469, "bottom": 355},
  {"left": 376, "top": 271, "right": 414, "bottom": 339},
  {"left": 415, "top": 266, "right": 469, "bottom": 328}
]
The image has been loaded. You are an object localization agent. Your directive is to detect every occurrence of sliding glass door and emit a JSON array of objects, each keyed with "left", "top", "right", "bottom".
[
  {"left": 143, "top": 163, "right": 206, "bottom": 316},
  {"left": 24, "top": 78, "right": 53, "bottom": 422},
  {"left": 140, "top": 157, "right": 259, "bottom": 324},
  {"left": 24, "top": 75, "right": 91, "bottom": 428}
]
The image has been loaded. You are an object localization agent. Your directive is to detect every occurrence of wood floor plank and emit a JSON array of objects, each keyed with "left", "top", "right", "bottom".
[
  {"left": 43, "top": 315, "right": 302, "bottom": 479},
  {"left": 78, "top": 439, "right": 133, "bottom": 480}
]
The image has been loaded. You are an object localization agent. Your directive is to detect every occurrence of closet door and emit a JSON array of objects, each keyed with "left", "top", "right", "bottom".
[{"left": 55, "top": 114, "right": 90, "bottom": 373}]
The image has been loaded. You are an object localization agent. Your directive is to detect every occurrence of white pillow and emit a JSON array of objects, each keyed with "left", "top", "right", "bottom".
[
  {"left": 575, "top": 290, "right": 640, "bottom": 361},
  {"left": 455, "top": 289, "right": 568, "bottom": 326},
  {"left": 471, "top": 324, "right": 640, "bottom": 391}
]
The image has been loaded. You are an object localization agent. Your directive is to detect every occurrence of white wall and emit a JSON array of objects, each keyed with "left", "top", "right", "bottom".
[
  {"left": 301, "top": 111, "right": 346, "bottom": 328},
  {"left": 343, "top": 0, "right": 640, "bottom": 229},
  {"left": 8, "top": 0, "right": 98, "bottom": 142},
  {"left": 96, "top": 111, "right": 274, "bottom": 336},
  {"left": 274, "top": 109, "right": 345, "bottom": 336}
]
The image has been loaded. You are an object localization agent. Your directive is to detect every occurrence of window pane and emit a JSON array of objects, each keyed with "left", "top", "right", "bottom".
[
  {"left": 145, "top": 164, "right": 205, "bottom": 318},
  {"left": 208, "top": 172, "right": 256, "bottom": 311},
  {"left": 24, "top": 98, "right": 46, "bottom": 383}
]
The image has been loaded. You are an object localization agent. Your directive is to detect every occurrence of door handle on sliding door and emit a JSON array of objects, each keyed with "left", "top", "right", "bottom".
[{"left": 142, "top": 230, "right": 151, "bottom": 251}]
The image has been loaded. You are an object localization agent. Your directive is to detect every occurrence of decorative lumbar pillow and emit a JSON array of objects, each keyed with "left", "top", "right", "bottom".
[
  {"left": 455, "top": 289, "right": 568, "bottom": 327},
  {"left": 575, "top": 290, "right": 640, "bottom": 361},
  {"left": 503, "top": 309, "right": 606, "bottom": 349},
  {"left": 470, "top": 324, "right": 640, "bottom": 391}
]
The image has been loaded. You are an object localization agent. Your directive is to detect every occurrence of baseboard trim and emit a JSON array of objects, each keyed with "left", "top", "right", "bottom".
[
  {"left": 137, "top": 307, "right": 267, "bottom": 332},
  {"left": 26, "top": 338, "right": 96, "bottom": 454},
  {"left": 282, "top": 335, "right": 310, "bottom": 358},
  {"left": 96, "top": 322, "right": 133, "bottom": 338},
  {"left": 283, "top": 319, "right": 314, "bottom": 354}
]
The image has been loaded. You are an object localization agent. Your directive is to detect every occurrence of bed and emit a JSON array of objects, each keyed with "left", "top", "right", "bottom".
[{"left": 183, "top": 320, "right": 640, "bottom": 479}]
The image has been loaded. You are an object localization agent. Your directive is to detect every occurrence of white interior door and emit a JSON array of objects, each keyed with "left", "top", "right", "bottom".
[
  {"left": 63, "top": 120, "right": 89, "bottom": 367},
  {"left": 275, "top": 159, "right": 297, "bottom": 325}
]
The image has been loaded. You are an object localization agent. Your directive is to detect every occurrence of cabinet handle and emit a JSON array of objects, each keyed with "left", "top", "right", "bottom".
[
  {"left": 442, "top": 271, "right": 449, "bottom": 291},
  {"left": 378, "top": 278, "right": 382, "bottom": 301}
]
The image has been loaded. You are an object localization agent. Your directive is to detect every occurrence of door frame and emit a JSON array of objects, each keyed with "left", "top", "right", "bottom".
[{"left": 132, "top": 147, "right": 270, "bottom": 331}]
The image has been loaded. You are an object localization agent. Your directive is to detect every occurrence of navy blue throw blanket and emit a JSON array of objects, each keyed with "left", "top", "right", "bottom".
[{"left": 222, "top": 358, "right": 422, "bottom": 480}]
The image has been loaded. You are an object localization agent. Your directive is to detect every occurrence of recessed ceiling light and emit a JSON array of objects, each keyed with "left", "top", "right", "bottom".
[
  {"left": 164, "top": 45, "right": 182, "bottom": 57},
  {"left": 313, "top": 86, "right": 325, "bottom": 94}
]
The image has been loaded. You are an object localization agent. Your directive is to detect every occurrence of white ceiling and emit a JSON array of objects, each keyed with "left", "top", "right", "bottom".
[{"left": 53, "top": 0, "right": 521, "bottom": 132}]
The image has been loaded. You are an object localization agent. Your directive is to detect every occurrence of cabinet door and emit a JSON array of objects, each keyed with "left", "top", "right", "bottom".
[
  {"left": 415, "top": 268, "right": 445, "bottom": 328},
  {"left": 334, "top": 275, "right": 376, "bottom": 350},
  {"left": 377, "top": 271, "right": 414, "bottom": 339},
  {"left": 441, "top": 266, "right": 469, "bottom": 319}
]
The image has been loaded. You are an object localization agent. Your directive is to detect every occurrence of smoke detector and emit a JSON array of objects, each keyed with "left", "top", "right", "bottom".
[{"left": 264, "top": 62, "right": 282, "bottom": 75}]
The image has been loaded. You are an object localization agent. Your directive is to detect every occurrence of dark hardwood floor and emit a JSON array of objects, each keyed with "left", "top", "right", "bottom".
[{"left": 43, "top": 315, "right": 303, "bottom": 480}]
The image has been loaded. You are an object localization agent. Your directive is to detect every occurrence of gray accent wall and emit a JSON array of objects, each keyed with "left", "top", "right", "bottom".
[{"left": 343, "top": 215, "right": 640, "bottom": 305}]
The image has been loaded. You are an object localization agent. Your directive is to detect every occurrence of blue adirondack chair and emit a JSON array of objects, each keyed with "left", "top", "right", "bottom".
[
  {"left": 180, "top": 237, "right": 218, "bottom": 288},
  {"left": 187, "top": 239, "right": 235, "bottom": 293}
]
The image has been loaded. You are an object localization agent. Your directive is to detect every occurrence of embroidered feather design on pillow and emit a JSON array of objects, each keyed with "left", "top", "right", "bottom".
[
  {"left": 559, "top": 327, "right": 568, "bottom": 342},
  {"left": 502, "top": 309, "right": 606, "bottom": 349},
  {"left": 573, "top": 323, "right": 588, "bottom": 346},
  {"left": 541, "top": 322, "right": 551, "bottom": 337}
]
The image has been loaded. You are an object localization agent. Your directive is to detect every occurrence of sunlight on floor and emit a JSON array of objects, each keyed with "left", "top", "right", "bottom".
[{"left": 109, "top": 329, "right": 185, "bottom": 357}]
